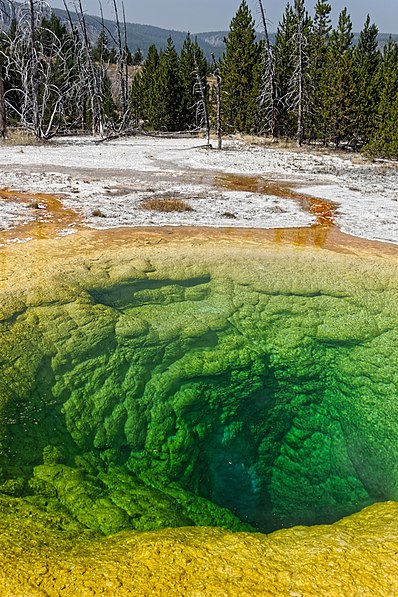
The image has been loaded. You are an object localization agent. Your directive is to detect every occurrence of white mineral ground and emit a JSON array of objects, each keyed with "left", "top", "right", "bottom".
[{"left": 0, "top": 135, "right": 397, "bottom": 243}]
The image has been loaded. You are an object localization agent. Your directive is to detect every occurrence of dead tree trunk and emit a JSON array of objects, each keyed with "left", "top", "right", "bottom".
[
  {"left": 3, "top": 0, "right": 75, "bottom": 138},
  {"left": 76, "top": 0, "right": 104, "bottom": 135},
  {"left": 0, "top": 0, "right": 9, "bottom": 138},
  {"left": 212, "top": 53, "right": 222, "bottom": 150},
  {"left": 295, "top": 0, "right": 304, "bottom": 147},
  {"left": 285, "top": 0, "right": 307, "bottom": 147},
  {"left": 28, "top": 0, "right": 40, "bottom": 137},
  {"left": 193, "top": 47, "right": 210, "bottom": 146},
  {"left": 62, "top": 0, "right": 86, "bottom": 131},
  {"left": 112, "top": 0, "right": 128, "bottom": 122},
  {"left": 258, "top": 0, "right": 278, "bottom": 140},
  {"left": 122, "top": 2, "right": 130, "bottom": 124},
  {"left": 0, "top": 64, "right": 7, "bottom": 138}
]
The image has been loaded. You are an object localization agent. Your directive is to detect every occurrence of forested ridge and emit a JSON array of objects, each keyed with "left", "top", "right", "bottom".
[{"left": 0, "top": 0, "right": 397, "bottom": 158}]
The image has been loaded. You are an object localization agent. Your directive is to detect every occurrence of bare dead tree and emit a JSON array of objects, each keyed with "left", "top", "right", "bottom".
[
  {"left": 193, "top": 45, "right": 210, "bottom": 146},
  {"left": 2, "top": 0, "right": 122, "bottom": 138},
  {"left": 211, "top": 53, "right": 222, "bottom": 150},
  {"left": 285, "top": 0, "right": 309, "bottom": 147},
  {"left": 4, "top": 0, "right": 46, "bottom": 138},
  {"left": 62, "top": 0, "right": 87, "bottom": 130},
  {"left": 27, "top": 0, "right": 39, "bottom": 134},
  {"left": 0, "top": 62, "right": 6, "bottom": 138},
  {"left": 121, "top": 2, "right": 130, "bottom": 125},
  {"left": 294, "top": 0, "right": 304, "bottom": 146},
  {"left": 0, "top": 0, "right": 12, "bottom": 138},
  {"left": 111, "top": 0, "right": 129, "bottom": 125},
  {"left": 4, "top": 0, "right": 78, "bottom": 139},
  {"left": 96, "top": 1, "right": 111, "bottom": 128},
  {"left": 257, "top": 0, "right": 278, "bottom": 140},
  {"left": 73, "top": 0, "right": 105, "bottom": 135},
  {"left": 0, "top": 0, "right": 12, "bottom": 26}
]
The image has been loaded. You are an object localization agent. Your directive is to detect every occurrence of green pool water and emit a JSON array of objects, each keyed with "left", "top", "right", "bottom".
[{"left": 1, "top": 244, "right": 398, "bottom": 535}]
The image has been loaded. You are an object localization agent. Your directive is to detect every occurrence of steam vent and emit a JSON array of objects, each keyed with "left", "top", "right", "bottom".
[{"left": 1, "top": 227, "right": 398, "bottom": 595}]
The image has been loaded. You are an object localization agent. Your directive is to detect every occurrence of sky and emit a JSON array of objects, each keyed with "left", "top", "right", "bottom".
[{"left": 47, "top": 1, "right": 398, "bottom": 34}]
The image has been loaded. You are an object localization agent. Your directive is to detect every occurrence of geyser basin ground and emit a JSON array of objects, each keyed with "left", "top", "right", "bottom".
[
  {"left": 1, "top": 136, "right": 398, "bottom": 242},
  {"left": 1, "top": 227, "right": 398, "bottom": 593}
]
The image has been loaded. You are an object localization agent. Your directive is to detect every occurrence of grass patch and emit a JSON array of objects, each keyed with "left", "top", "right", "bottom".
[
  {"left": 0, "top": 128, "right": 35, "bottom": 145},
  {"left": 28, "top": 201, "right": 41, "bottom": 209},
  {"left": 92, "top": 208, "right": 106, "bottom": 218},
  {"left": 140, "top": 197, "right": 194, "bottom": 212}
]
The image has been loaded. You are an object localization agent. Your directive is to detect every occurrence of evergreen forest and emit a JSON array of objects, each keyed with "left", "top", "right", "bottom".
[{"left": 0, "top": 0, "right": 398, "bottom": 158}]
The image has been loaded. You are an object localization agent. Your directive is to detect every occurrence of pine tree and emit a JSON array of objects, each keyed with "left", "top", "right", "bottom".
[
  {"left": 352, "top": 15, "right": 380, "bottom": 146},
  {"left": 178, "top": 34, "right": 208, "bottom": 131},
  {"left": 132, "top": 48, "right": 143, "bottom": 66},
  {"left": 220, "top": 0, "right": 261, "bottom": 133},
  {"left": 307, "top": 0, "right": 332, "bottom": 142},
  {"left": 364, "top": 39, "right": 398, "bottom": 158},
  {"left": 101, "top": 71, "right": 118, "bottom": 124},
  {"left": 130, "top": 72, "right": 142, "bottom": 127},
  {"left": 92, "top": 30, "right": 110, "bottom": 63},
  {"left": 331, "top": 7, "right": 354, "bottom": 53},
  {"left": 155, "top": 37, "right": 181, "bottom": 130},
  {"left": 39, "top": 14, "right": 68, "bottom": 56},
  {"left": 323, "top": 8, "right": 355, "bottom": 146},
  {"left": 109, "top": 47, "right": 117, "bottom": 64},
  {"left": 132, "top": 38, "right": 181, "bottom": 131},
  {"left": 133, "top": 44, "right": 159, "bottom": 129}
]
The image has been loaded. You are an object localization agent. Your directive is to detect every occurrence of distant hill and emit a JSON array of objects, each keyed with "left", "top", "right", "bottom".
[
  {"left": 374, "top": 32, "right": 398, "bottom": 49},
  {"left": 4, "top": 6, "right": 398, "bottom": 62},
  {"left": 52, "top": 8, "right": 228, "bottom": 60},
  {"left": 52, "top": 9, "right": 398, "bottom": 60}
]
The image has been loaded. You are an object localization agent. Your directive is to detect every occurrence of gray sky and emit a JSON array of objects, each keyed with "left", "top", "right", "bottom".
[{"left": 47, "top": 1, "right": 398, "bottom": 34}]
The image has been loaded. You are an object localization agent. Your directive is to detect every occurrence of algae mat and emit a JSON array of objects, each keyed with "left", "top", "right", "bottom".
[
  {"left": 0, "top": 497, "right": 397, "bottom": 596},
  {"left": 1, "top": 228, "right": 398, "bottom": 593}
]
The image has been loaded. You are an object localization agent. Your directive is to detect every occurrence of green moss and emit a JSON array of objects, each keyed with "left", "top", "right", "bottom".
[
  {"left": 42, "top": 445, "right": 64, "bottom": 465},
  {"left": 30, "top": 462, "right": 251, "bottom": 534},
  {"left": 0, "top": 477, "right": 26, "bottom": 496},
  {"left": 1, "top": 247, "right": 398, "bottom": 532}
]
